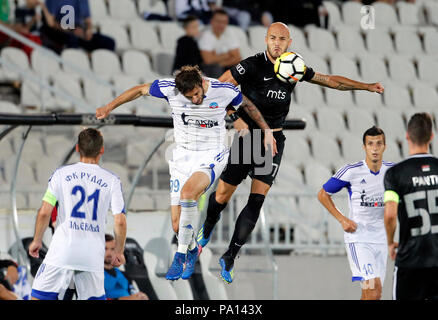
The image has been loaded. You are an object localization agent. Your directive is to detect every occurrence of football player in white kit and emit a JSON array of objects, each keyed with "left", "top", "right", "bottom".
[
  {"left": 29, "top": 128, "right": 127, "bottom": 300},
  {"left": 96, "top": 66, "right": 275, "bottom": 280},
  {"left": 318, "top": 126, "right": 394, "bottom": 300}
]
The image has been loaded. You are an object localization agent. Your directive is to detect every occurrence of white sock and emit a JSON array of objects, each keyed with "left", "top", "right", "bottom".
[{"left": 177, "top": 199, "right": 197, "bottom": 254}]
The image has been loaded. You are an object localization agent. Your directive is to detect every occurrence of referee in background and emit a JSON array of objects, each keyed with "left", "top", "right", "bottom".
[{"left": 384, "top": 112, "right": 438, "bottom": 300}]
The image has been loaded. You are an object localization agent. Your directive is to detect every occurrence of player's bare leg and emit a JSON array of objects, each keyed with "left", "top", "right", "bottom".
[
  {"left": 166, "top": 172, "right": 210, "bottom": 280},
  {"left": 360, "top": 277, "right": 382, "bottom": 300}
]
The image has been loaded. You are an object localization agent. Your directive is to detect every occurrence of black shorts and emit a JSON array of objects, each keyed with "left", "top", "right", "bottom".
[
  {"left": 393, "top": 266, "right": 438, "bottom": 300},
  {"left": 220, "top": 130, "right": 286, "bottom": 187}
]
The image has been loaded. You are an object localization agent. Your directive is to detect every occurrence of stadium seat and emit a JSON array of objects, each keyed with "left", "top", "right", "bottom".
[
  {"left": 306, "top": 28, "right": 337, "bottom": 58},
  {"left": 153, "top": 51, "right": 175, "bottom": 76},
  {"left": 385, "top": 138, "right": 402, "bottom": 162},
  {"left": 396, "top": 1, "right": 426, "bottom": 27},
  {"left": 423, "top": 29, "right": 438, "bottom": 55},
  {"left": 282, "top": 131, "right": 312, "bottom": 166},
  {"left": 301, "top": 52, "right": 329, "bottom": 74},
  {"left": 3, "top": 159, "right": 37, "bottom": 189},
  {"left": 375, "top": 108, "right": 407, "bottom": 138},
  {"left": 382, "top": 82, "right": 413, "bottom": 110},
  {"left": 129, "top": 21, "right": 163, "bottom": 54},
  {"left": 156, "top": 22, "right": 185, "bottom": 54},
  {"left": 52, "top": 74, "right": 86, "bottom": 110},
  {"left": 20, "top": 80, "right": 56, "bottom": 109},
  {"left": 1, "top": 47, "right": 31, "bottom": 81},
  {"left": 354, "top": 90, "right": 384, "bottom": 111},
  {"left": 417, "top": 55, "right": 438, "bottom": 86},
  {"left": 323, "top": 1, "right": 342, "bottom": 30},
  {"left": 108, "top": 0, "right": 140, "bottom": 21},
  {"left": 143, "top": 251, "right": 178, "bottom": 299},
  {"left": 31, "top": 49, "right": 62, "bottom": 79},
  {"left": 289, "top": 104, "right": 318, "bottom": 135},
  {"left": 0, "top": 101, "right": 21, "bottom": 113},
  {"left": 394, "top": 29, "right": 424, "bottom": 58},
  {"left": 372, "top": 2, "right": 399, "bottom": 31},
  {"left": 101, "top": 161, "right": 131, "bottom": 189},
  {"left": 364, "top": 30, "right": 395, "bottom": 58},
  {"left": 341, "top": 1, "right": 363, "bottom": 28},
  {"left": 248, "top": 26, "right": 267, "bottom": 52},
  {"left": 329, "top": 53, "right": 360, "bottom": 80},
  {"left": 294, "top": 82, "right": 325, "bottom": 108},
  {"left": 91, "top": 49, "right": 123, "bottom": 81},
  {"left": 122, "top": 50, "right": 158, "bottom": 82},
  {"left": 44, "top": 135, "right": 73, "bottom": 164},
  {"left": 198, "top": 247, "right": 228, "bottom": 300},
  {"left": 411, "top": 83, "right": 438, "bottom": 110},
  {"left": 273, "top": 161, "right": 305, "bottom": 193},
  {"left": 334, "top": 27, "right": 367, "bottom": 59},
  {"left": 307, "top": 135, "right": 340, "bottom": 175},
  {"left": 288, "top": 25, "right": 308, "bottom": 54},
  {"left": 388, "top": 56, "right": 418, "bottom": 86},
  {"left": 296, "top": 196, "right": 327, "bottom": 244},
  {"left": 83, "top": 79, "right": 114, "bottom": 107},
  {"left": 345, "top": 107, "right": 376, "bottom": 135},
  {"left": 129, "top": 189, "right": 156, "bottom": 211},
  {"left": 340, "top": 134, "right": 364, "bottom": 163},
  {"left": 99, "top": 22, "right": 131, "bottom": 51},
  {"left": 424, "top": 2, "right": 438, "bottom": 26},
  {"left": 61, "top": 49, "right": 92, "bottom": 81},
  {"left": 325, "top": 88, "right": 354, "bottom": 111},
  {"left": 89, "top": 0, "right": 109, "bottom": 25},
  {"left": 357, "top": 54, "right": 389, "bottom": 83},
  {"left": 314, "top": 107, "right": 347, "bottom": 138}
]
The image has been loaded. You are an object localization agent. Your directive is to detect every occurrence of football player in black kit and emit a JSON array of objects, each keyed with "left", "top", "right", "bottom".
[
  {"left": 197, "top": 22, "right": 385, "bottom": 283},
  {"left": 384, "top": 112, "right": 438, "bottom": 300}
]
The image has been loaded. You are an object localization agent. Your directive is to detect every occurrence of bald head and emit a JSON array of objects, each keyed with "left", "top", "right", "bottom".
[{"left": 265, "top": 22, "right": 292, "bottom": 62}]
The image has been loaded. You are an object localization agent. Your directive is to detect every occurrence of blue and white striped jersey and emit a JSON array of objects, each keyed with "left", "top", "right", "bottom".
[
  {"left": 149, "top": 77, "right": 243, "bottom": 151},
  {"left": 323, "top": 160, "right": 395, "bottom": 244}
]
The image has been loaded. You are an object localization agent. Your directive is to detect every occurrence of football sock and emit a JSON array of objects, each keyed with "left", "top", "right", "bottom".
[
  {"left": 203, "top": 191, "right": 227, "bottom": 238},
  {"left": 177, "top": 199, "right": 197, "bottom": 254}
]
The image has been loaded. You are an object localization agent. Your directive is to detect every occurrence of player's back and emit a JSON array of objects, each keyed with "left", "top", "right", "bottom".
[
  {"left": 43, "top": 162, "right": 125, "bottom": 272},
  {"left": 385, "top": 154, "right": 438, "bottom": 268}
]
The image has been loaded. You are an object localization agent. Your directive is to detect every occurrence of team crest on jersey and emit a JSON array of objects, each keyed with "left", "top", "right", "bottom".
[{"left": 209, "top": 102, "right": 219, "bottom": 109}]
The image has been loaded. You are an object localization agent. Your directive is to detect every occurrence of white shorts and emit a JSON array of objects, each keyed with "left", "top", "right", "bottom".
[
  {"left": 345, "top": 242, "right": 388, "bottom": 285},
  {"left": 31, "top": 263, "right": 105, "bottom": 300},
  {"left": 168, "top": 146, "right": 229, "bottom": 206}
]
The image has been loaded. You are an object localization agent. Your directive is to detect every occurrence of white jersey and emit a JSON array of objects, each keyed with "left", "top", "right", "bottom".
[
  {"left": 42, "top": 162, "right": 125, "bottom": 272},
  {"left": 323, "top": 160, "right": 395, "bottom": 244},
  {"left": 149, "top": 77, "right": 243, "bottom": 151}
]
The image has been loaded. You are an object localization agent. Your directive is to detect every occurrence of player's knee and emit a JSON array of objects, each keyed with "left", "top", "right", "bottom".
[{"left": 215, "top": 189, "right": 231, "bottom": 204}]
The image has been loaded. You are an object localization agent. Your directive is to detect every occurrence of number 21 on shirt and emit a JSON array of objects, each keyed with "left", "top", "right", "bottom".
[{"left": 71, "top": 185, "right": 100, "bottom": 221}]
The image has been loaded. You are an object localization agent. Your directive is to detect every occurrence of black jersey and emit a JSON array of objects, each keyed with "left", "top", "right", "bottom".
[
  {"left": 229, "top": 51, "right": 315, "bottom": 129},
  {"left": 384, "top": 154, "right": 438, "bottom": 268}
]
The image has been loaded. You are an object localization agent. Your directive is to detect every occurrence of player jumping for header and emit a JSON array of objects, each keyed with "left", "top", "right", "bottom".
[{"left": 96, "top": 66, "right": 275, "bottom": 281}]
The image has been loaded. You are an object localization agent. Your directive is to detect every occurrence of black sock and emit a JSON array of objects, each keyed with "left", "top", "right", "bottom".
[
  {"left": 203, "top": 191, "right": 227, "bottom": 238},
  {"left": 227, "top": 193, "right": 265, "bottom": 259}
]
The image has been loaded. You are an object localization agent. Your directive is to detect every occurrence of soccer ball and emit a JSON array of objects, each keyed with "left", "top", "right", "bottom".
[{"left": 274, "top": 52, "right": 307, "bottom": 84}]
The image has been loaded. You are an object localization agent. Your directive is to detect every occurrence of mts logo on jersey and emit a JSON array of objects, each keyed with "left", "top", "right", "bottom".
[
  {"left": 181, "top": 113, "right": 218, "bottom": 128},
  {"left": 267, "top": 89, "right": 287, "bottom": 100}
]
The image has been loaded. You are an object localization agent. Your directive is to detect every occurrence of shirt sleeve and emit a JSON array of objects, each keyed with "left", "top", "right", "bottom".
[
  {"left": 384, "top": 167, "right": 400, "bottom": 203},
  {"left": 111, "top": 177, "right": 126, "bottom": 215},
  {"left": 301, "top": 66, "right": 315, "bottom": 82},
  {"left": 79, "top": 0, "right": 91, "bottom": 20},
  {"left": 323, "top": 177, "right": 350, "bottom": 195},
  {"left": 229, "top": 56, "right": 257, "bottom": 85},
  {"left": 149, "top": 79, "right": 175, "bottom": 99},
  {"left": 43, "top": 170, "right": 59, "bottom": 206}
]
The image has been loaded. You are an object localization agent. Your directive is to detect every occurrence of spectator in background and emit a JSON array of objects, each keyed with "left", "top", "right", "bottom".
[
  {"left": 39, "top": 0, "right": 115, "bottom": 54},
  {"left": 104, "top": 234, "right": 149, "bottom": 300},
  {"left": 220, "top": 0, "right": 252, "bottom": 30},
  {"left": 173, "top": 15, "right": 203, "bottom": 73},
  {"left": 198, "top": 9, "right": 241, "bottom": 78},
  {"left": 175, "top": 0, "right": 216, "bottom": 25},
  {"left": 0, "top": 259, "right": 19, "bottom": 300}
]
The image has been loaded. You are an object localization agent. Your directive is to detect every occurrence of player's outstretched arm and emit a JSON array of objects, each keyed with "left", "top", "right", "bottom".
[
  {"left": 241, "top": 95, "right": 278, "bottom": 156},
  {"left": 310, "top": 72, "right": 384, "bottom": 93},
  {"left": 29, "top": 201, "right": 54, "bottom": 258},
  {"left": 96, "top": 83, "right": 152, "bottom": 119},
  {"left": 317, "top": 188, "right": 357, "bottom": 233},
  {"left": 384, "top": 200, "right": 398, "bottom": 260},
  {"left": 112, "top": 213, "right": 127, "bottom": 267}
]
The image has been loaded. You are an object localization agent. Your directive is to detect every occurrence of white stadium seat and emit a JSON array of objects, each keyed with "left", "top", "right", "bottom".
[
  {"left": 424, "top": 2, "right": 438, "bottom": 26},
  {"left": 314, "top": 107, "right": 347, "bottom": 137},
  {"left": 303, "top": 162, "right": 333, "bottom": 192},
  {"left": 0, "top": 101, "right": 21, "bottom": 113},
  {"left": 31, "top": 50, "right": 62, "bottom": 79},
  {"left": 335, "top": 27, "right": 367, "bottom": 59},
  {"left": 329, "top": 54, "right": 360, "bottom": 80},
  {"left": 20, "top": 80, "right": 56, "bottom": 109},
  {"left": 354, "top": 90, "right": 384, "bottom": 110},
  {"left": 357, "top": 55, "right": 389, "bottom": 83},
  {"left": 411, "top": 83, "right": 438, "bottom": 110},
  {"left": 394, "top": 29, "right": 423, "bottom": 57},
  {"left": 121, "top": 50, "right": 156, "bottom": 79},
  {"left": 396, "top": 1, "right": 425, "bottom": 27},
  {"left": 423, "top": 29, "right": 438, "bottom": 55},
  {"left": 89, "top": 0, "right": 109, "bottom": 22},
  {"left": 375, "top": 108, "right": 406, "bottom": 138},
  {"left": 345, "top": 108, "right": 376, "bottom": 135},
  {"left": 282, "top": 133, "right": 311, "bottom": 166},
  {"left": 138, "top": 0, "right": 167, "bottom": 15},
  {"left": 248, "top": 26, "right": 267, "bottom": 52},
  {"left": 294, "top": 82, "right": 325, "bottom": 108},
  {"left": 341, "top": 1, "right": 363, "bottom": 28},
  {"left": 325, "top": 89, "right": 354, "bottom": 111},
  {"left": 364, "top": 30, "right": 395, "bottom": 57},
  {"left": 289, "top": 25, "right": 308, "bottom": 54},
  {"left": 323, "top": 1, "right": 342, "bottom": 30},
  {"left": 340, "top": 134, "right": 365, "bottom": 163},
  {"left": 301, "top": 52, "right": 329, "bottom": 75},
  {"left": 382, "top": 83, "right": 413, "bottom": 110},
  {"left": 372, "top": 2, "right": 399, "bottom": 31},
  {"left": 52, "top": 74, "right": 86, "bottom": 110},
  {"left": 83, "top": 79, "right": 114, "bottom": 107},
  {"left": 108, "top": 0, "right": 139, "bottom": 21},
  {"left": 91, "top": 49, "right": 122, "bottom": 81},
  {"left": 1, "top": 47, "right": 31, "bottom": 81},
  {"left": 307, "top": 28, "right": 337, "bottom": 58},
  {"left": 384, "top": 138, "right": 402, "bottom": 163},
  {"left": 157, "top": 22, "right": 185, "bottom": 53},
  {"left": 129, "top": 21, "right": 162, "bottom": 54},
  {"left": 61, "top": 49, "right": 92, "bottom": 80},
  {"left": 417, "top": 56, "right": 438, "bottom": 86},
  {"left": 387, "top": 56, "right": 417, "bottom": 86},
  {"left": 99, "top": 22, "right": 131, "bottom": 51},
  {"left": 309, "top": 132, "right": 342, "bottom": 167}
]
